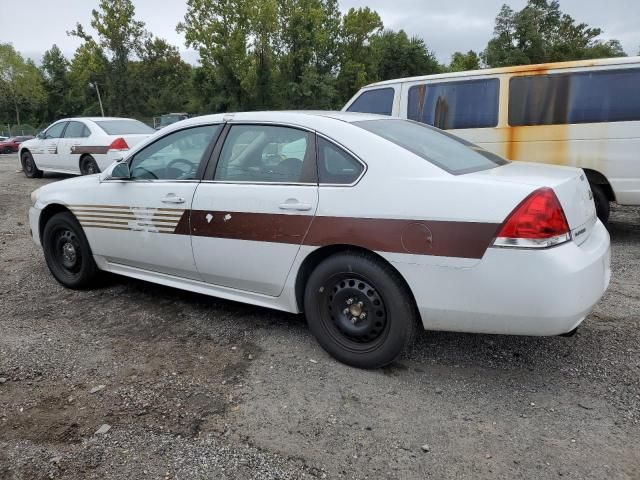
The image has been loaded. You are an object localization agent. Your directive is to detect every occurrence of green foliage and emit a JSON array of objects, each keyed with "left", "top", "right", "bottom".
[
  {"left": 371, "top": 30, "right": 442, "bottom": 79},
  {"left": 0, "top": 43, "right": 46, "bottom": 125},
  {"left": 482, "top": 0, "right": 626, "bottom": 67},
  {"left": 448, "top": 50, "right": 481, "bottom": 72}
]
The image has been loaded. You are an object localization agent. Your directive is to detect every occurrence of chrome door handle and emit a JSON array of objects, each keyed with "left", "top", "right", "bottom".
[
  {"left": 161, "top": 194, "right": 185, "bottom": 204},
  {"left": 278, "top": 201, "right": 312, "bottom": 211}
]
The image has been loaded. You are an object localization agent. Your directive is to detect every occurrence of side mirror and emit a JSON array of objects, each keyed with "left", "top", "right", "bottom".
[{"left": 107, "top": 162, "right": 131, "bottom": 180}]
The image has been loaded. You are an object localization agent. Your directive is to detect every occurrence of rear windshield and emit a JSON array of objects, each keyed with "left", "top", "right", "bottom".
[
  {"left": 353, "top": 119, "right": 507, "bottom": 175},
  {"left": 95, "top": 120, "right": 155, "bottom": 135}
]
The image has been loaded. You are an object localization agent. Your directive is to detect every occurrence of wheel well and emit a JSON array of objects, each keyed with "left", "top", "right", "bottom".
[
  {"left": 294, "top": 244, "right": 421, "bottom": 320},
  {"left": 583, "top": 168, "right": 615, "bottom": 202},
  {"left": 79, "top": 154, "right": 91, "bottom": 169},
  {"left": 39, "top": 204, "right": 74, "bottom": 240}
]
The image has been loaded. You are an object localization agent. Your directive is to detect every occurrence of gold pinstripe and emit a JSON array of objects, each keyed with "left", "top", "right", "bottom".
[{"left": 68, "top": 204, "right": 185, "bottom": 233}]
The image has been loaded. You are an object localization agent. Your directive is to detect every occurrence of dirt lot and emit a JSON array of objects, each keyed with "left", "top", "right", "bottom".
[{"left": 0, "top": 152, "right": 639, "bottom": 480}]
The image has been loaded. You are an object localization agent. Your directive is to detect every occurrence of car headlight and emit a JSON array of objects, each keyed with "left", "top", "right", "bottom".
[{"left": 30, "top": 188, "right": 41, "bottom": 206}]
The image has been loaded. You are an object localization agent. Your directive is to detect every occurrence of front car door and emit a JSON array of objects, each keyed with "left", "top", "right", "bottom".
[
  {"left": 33, "top": 121, "right": 68, "bottom": 170},
  {"left": 72, "top": 124, "right": 222, "bottom": 279},
  {"left": 190, "top": 123, "right": 319, "bottom": 296}
]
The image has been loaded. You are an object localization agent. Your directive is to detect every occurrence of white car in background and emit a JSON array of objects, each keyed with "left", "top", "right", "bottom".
[
  {"left": 19, "top": 117, "right": 155, "bottom": 177},
  {"left": 28, "top": 112, "right": 611, "bottom": 368}
]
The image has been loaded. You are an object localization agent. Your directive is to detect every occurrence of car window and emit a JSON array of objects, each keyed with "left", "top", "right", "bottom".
[
  {"left": 129, "top": 125, "right": 220, "bottom": 181},
  {"left": 95, "top": 120, "right": 155, "bottom": 135},
  {"left": 64, "top": 121, "right": 90, "bottom": 138},
  {"left": 317, "top": 138, "right": 364, "bottom": 185},
  {"left": 214, "top": 125, "right": 312, "bottom": 183},
  {"left": 346, "top": 88, "right": 395, "bottom": 116},
  {"left": 44, "top": 122, "right": 67, "bottom": 139},
  {"left": 354, "top": 119, "right": 507, "bottom": 175}
]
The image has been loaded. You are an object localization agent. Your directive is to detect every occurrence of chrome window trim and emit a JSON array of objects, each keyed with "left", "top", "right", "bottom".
[{"left": 315, "top": 132, "right": 368, "bottom": 187}]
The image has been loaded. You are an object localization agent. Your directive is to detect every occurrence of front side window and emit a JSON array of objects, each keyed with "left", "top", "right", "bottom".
[
  {"left": 64, "top": 121, "right": 90, "bottom": 138},
  {"left": 355, "top": 119, "right": 507, "bottom": 175},
  {"left": 214, "top": 125, "right": 313, "bottom": 183},
  {"left": 408, "top": 79, "right": 500, "bottom": 129},
  {"left": 317, "top": 137, "right": 364, "bottom": 184},
  {"left": 509, "top": 68, "right": 640, "bottom": 126},
  {"left": 44, "top": 122, "right": 67, "bottom": 139},
  {"left": 346, "top": 88, "right": 395, "bottom": 116},
  {"left": 129, "top": 125, "right": 220, "bottom": 180}
]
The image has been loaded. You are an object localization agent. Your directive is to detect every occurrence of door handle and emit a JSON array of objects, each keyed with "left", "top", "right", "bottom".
[
  {"left": 278, "top": 200, "right": 312, "bottom": 211},
  {"left": 161, "top": 194, "right": 185, "bottom": 204}
]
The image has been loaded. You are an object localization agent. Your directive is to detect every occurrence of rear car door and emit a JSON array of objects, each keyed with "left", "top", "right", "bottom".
[
  {"left": 74, "top": 124, "right": 222, "bottom": 279},
  {"left": 34, "top": 121, "right": 68, "bottom": 169},
  {"left": 190, "top": 123, "right": 319, "bottom": 296},
  {"left": 57, "top": 121, "right": 91, "bottom": 172}
]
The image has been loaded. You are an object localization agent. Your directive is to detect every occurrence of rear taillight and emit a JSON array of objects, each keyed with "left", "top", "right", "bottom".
[
  {"left": 108, "top": 137, "right": 129, "bottom": 151},
  {"left": 493, "top": 187, "right": 571, "bottom": 248}
]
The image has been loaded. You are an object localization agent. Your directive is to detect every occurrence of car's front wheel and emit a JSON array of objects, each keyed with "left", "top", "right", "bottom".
[
  {"left": 304, "top": 251, "right": 417, "bottom": 369},
  {"left": 4, "top": 146, "right": 12, "bottom": 154},
  {"left": 21, "top": 151, "right": 43, "bottom": 178},
  {"left": 42, "top": 212, "right": 99, "bottom": 289},
  {"left": 80, "top": 155, "right": 100, "bottom": 175}
]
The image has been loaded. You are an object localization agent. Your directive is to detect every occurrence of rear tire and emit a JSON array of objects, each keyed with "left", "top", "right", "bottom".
[
  {"left": 80, "top": 155, "right": 100, "bottom": 175},
  {"left": 21, "top": 151, "right": 43, "bottom": 178},
  {"left": 4, "top": 146, "right": 12, "bottom": 154},
  {"left": 42, "top": 212, "right": 99, "bottom": 289},
  {"left": 304, "top": 251, "right": 417, "bottom": 369},
  {"left": 591, "top": 184, "right": 610, "bottom": 224}
]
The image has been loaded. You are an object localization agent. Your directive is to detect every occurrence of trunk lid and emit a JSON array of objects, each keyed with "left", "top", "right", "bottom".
[
  {"left": 470, "top": 162, "right": 598, "bottom": 245},
  {"left": 118, "top": 134, "right": 151, "bottom": 149}
]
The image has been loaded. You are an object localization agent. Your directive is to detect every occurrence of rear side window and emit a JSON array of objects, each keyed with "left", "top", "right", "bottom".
[
  {"left": 509, "top": 68, "right": 640, "bottom": 126},
  {"left": 355, "top": 119, "right": 506, "bottom": 175},
  {"left": 317, "top": 137, "right": 364, "bottom": 184},
  {"left": 346, "top": 88, "right": 395, "bottom": 116},
  {"left": 95, "top": 120, "right": 155, "bottom": 135},
  {"left": 408, "top": 79, "right": 499, "bottom": 129}
]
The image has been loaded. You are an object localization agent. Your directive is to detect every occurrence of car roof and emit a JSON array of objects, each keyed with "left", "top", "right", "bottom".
[{"left": 54, "top": 117, "right": 142, "bottom": 123}]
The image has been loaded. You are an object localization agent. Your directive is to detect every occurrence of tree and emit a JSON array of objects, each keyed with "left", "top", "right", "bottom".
[
  {"left": 69, "top": 0, "right": 148, "bottom": 115},
  {"left": 0, "top": 43, "right": 46, "bottom": 125},
  {"left": 371, "top": 30, "right": 441, "bottom": 80},
  {"left": 41, "top": 45, "right": 70, "bottom": 121},
  {"left": 482, "top": 0, "right": 626, "bottom": 67},
  {"left": 66, "top": 40, "right": 108, "bottom": 116},
  {"left": 449, "top": 50, "right": 481, "bottom": 72}
]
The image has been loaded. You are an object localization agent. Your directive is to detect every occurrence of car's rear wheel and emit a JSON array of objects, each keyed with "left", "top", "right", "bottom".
[
  {"left": 4, "top": 146, "right": 12, "bottom": 154},
  {"left": 42, "top": 212, "right": 99, "bottom": 289},
  {"left": 21, "top": 151, "right": 43, "bottom": 178},
  {"left": 80, "top": 155, "right": 100, "bottom": 175},
  {"left": 304, "top": 251, "right": 417, "bottom": 369},
  {"left": 591, "top": 184, "right": 610, "bottom": 224}
]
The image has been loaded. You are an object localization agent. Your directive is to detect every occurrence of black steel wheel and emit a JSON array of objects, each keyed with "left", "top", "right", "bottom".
[
  {"left": 80, "top": 155, "right": 100, "bottom": 175},
  {"left": 304, "top": 251, "right": 417, "bottom": 369},
  {"left": 42, "top": 212, "right": 99, "bottom": 289},
  {"left": 21, "top": 151, "right": 43, "bottom": 178}
]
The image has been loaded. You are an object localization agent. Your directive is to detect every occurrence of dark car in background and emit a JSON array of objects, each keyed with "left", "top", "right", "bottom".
[{"left": 0, "top": 136, "right": 35, "bottom": 154}]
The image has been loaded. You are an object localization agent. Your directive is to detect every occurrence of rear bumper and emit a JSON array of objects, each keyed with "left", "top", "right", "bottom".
[{"left": 394, "top": 220, "right": 611, "bottom": 336}]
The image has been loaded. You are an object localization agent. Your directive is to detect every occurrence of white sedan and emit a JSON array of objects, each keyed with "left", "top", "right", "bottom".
[
  {"left": 19, "top": 117, "right": 155, "bottom": 177},
  {"left": 28, "top": 111, "right": 611, "bottom": 368}
]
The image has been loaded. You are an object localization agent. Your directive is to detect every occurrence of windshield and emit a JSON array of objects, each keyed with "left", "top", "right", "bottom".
[
  {"left": 95, "top": 120, "right": 155, "bottom": 135},
  {"left": 353, "top": 119, "right": 507, "bottom": 175}
]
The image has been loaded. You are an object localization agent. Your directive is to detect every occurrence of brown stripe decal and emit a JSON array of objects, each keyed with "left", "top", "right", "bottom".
[
  {"left": 183, "top": 210, "right": 500, "bottom": 259},
  {"left": 70, "top": 146, "right": 110, "bottom": 155}
]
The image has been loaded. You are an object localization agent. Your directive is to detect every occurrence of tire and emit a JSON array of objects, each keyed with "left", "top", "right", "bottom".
[
  {"left": 21, "top": 151, "right": 43, "bottom": 178},
  {"left": 591, "top": 183, "right": 610, "bottom": 224},
  {"left": 42, "top": 212, "right": 99, "bottom": 289},
  {"left": 80, "top": 155, "right": 100, "bottom": 175},
  {"left": 4, "top": 147, "right": 12, "bottom": 154},
  {"left": 303, "top": 251, "right": 417, "bottom": 369}
]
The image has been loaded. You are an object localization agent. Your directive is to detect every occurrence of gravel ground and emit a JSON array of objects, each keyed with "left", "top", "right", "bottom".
[{"left": 1, "top": 152, "right": 639, "bottom": 479}]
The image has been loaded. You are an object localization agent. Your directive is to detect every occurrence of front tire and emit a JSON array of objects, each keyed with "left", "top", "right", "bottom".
[
  {"left": 591, "top": 184, "right": 610, "bottom": 224},
  {"left": 80, "top": 155, "right": 100, "bottom": 175},
  {"left": 4, "top": 146, "right": 12, "bottom": 154},
  {"left": 42, "top": 212, "right": 99, "bottom": 289},
  {"left": 21, "top": 151, "right": 43, "bottom": 178},
  {"left": 304, "top": 252, "right": 417, "bottom": 369}
]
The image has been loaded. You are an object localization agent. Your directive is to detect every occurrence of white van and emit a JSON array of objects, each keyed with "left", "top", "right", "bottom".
[{"left": 343, "top": 56, "right": 640, "bottom": 222}]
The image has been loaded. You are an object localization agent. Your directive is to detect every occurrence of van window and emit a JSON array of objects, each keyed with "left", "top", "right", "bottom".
[
  {"left": 408, "top": 79, "right": 499, "bottom": 130},
  {"left": 346, "top": 88, "right": 395, "bottom": 116},
  {"left": 509, "top": 68, "right": 640, "bottom": 126}
]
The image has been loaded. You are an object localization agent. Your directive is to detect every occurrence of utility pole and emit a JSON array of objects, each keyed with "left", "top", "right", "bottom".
[{"left": 91, "top": 82, "right": 105, "bottom": 117}]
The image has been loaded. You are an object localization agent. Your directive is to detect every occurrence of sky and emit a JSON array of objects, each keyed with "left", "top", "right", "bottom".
[{"left": 2, "top": 0, "right": 639, "bottom": 65}]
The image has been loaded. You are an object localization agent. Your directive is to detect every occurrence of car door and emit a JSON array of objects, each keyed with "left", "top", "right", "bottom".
[
  {"left": 190, "top": 123, "right": 319, "bottom": 296},
  {"left": 74, "top": 124, "right": 222, "bottom": 279},
  {"left": 57, "top": 121, "right": 91, "bottom": 172},
  {"left": 34, "top": 121, "right": 67, "bottom": 169}
]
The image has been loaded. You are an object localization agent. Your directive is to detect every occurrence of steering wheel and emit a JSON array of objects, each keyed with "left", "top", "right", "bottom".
[{"left": 165, "top": 158, "right": 196, "bottom": 179}]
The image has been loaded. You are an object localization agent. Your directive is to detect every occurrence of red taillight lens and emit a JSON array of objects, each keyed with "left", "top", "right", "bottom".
[
  {"left": 109, "top": 137, "right": 129, "bottom": 151},
  {"left": 494, "top": 187, "right": 571, "bottom": 248}
]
